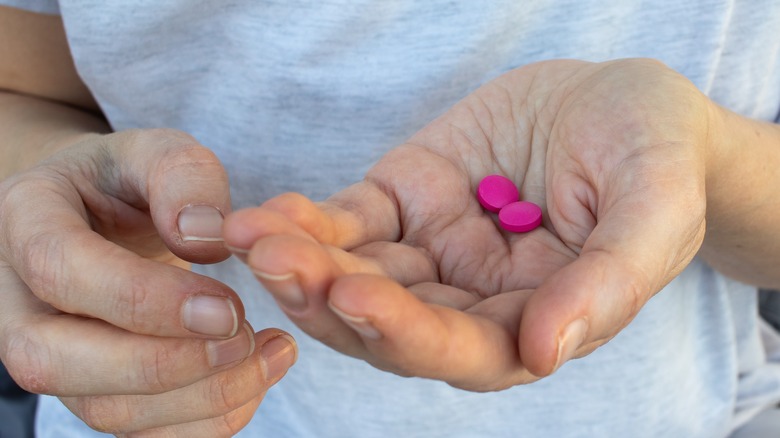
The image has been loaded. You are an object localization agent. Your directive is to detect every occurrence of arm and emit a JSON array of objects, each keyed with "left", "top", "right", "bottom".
[
  {"left": 0, "top": 6, "right": 107, "bottom": 178},
  {"left": 0, "top": 6, "right": 98, "bottom": 110},
  {"left": 701, "top": 107, "right": 780, "bottom": 288},
  {"left": 0, "top": 92, "right": 108, "bottom": 178},
  {"left": 0, "top": 6, "right": 295, "bottom": 435}
]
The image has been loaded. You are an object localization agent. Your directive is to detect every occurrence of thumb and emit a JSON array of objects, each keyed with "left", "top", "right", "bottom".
[
  {"left": 101, "top": 128, "right": 232, "bottom": 264},
  {"left": 518, "top": 249, "right": 650, "bottom": 377},
  {"left": 518, "top": 190, "right": 705, "bottom": 377}
]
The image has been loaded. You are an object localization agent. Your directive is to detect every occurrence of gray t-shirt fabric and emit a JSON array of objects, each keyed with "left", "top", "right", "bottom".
[{"left": 3, "top": 1, "right": 780, "bottom": 437}]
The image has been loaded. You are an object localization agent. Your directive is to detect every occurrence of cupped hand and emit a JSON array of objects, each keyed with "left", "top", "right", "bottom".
[
  {"left": 0, "top": 128, "right": 296, "bottom": 435},
  {"left": 224, "top": 59, "right": 709, "bottom": 391}
]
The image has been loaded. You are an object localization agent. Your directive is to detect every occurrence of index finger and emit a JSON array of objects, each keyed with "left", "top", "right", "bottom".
[
  {"left": 0, "top": 130, "right": 244, "bottom": 338},
  {"left": 1, "top": 182, "right": 243, "bottom": 338},
  {"left": 258, "top": 181, "right": 401, "bottom": 250}
]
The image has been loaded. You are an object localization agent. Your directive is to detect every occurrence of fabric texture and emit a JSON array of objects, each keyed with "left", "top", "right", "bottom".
[{"left": 1, "top": 1, "right": 779, "bottom": 437}]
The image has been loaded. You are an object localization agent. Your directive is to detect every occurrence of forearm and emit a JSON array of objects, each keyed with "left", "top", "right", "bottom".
[
  {"left": 701, "top": 103, "right": 780, "bottom": 287},
  {"left": 0, "top": 91, "right": 109, "bottom": 180}
]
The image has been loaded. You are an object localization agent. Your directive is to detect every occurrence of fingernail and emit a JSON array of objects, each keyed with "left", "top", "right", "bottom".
[
  {"left": 253, "top": 270, "right": 307, "bottom": 313},
  {"left": 207, "top": 322, "right": 255, "bottom": 367},
  {"left": 260, "top": 334, "right": 297, "bottom": 383},
  {"left": 555, "top": 318, "right": 588, "bottom": 372},
  {"left": 328, "top": 302, "right": 382, "bottom": 340},
  {"left": 226, "top": 245, "right": 250, "bottom": 263},
  {"left": 178, "top": 205, "right": 224, "bottom": 242},
  {"left": 182, "top": 295, "right": 238, "bottom": 337}
]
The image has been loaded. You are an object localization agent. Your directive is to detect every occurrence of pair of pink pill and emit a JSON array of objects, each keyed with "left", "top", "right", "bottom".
[{"left": 477, "top": 175, "right": 542, "bottom": 233}]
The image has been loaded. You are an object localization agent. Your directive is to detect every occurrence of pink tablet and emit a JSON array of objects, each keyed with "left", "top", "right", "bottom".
[
  {"left": 477, "top": 175, "right": 519, "bottom": 213},
  {"left": 498, "top": 201, "right": 542, "bottom": 233}
]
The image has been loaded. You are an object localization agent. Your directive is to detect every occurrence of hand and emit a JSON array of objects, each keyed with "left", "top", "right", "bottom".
[
  {"left": 0, "top": 129, "right": 297, "bottom": 435},
  {"left": 224, "top": 59, "right": 708, "bottom": 391}
]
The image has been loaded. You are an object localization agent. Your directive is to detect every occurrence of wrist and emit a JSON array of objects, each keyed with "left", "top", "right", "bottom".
[
  {"left": 699, "top": 100, "right": 780, "bottom": 285},
  {"left": 703, "top": 101, "right": 729, "bottom": 207},
  {"left": 703, "top": 102, "right": 780, "bottom": 218}
]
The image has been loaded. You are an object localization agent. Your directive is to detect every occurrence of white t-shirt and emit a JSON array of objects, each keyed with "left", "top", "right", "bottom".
[{"left": 4, "top": 1, "right": 780, "bottom": 436}]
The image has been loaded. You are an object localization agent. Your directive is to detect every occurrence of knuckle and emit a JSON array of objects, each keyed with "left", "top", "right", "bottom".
[
  {"left": 120, "top": 127, "right": 224, "bottom": 174},
  {"left": 74, "top": 396, "right": 134, "bottom": 434},
  {"left": 113, "top": 271, "right": 157, "bottom": 333},
  {"left": 282, "top": 194, "right": 316, "bottom": 225},
  {"left": 142, "top": 127, "right": 196, "bottom": 146},
  {"left": 2, "top": 325, "right": 55, "bottom": 394},
  {"left": 617, "top": 263, "right": 651, "bottom": 327},
  {"left": 145, "top": 133, "right": 227, "bottom": 188},
  {"left": 124, "top": 430, "right": 178, "bottom": 438},
  {"left": 592, "top": 248, "right": 651, "bottom": 327},
  {"left": 214, "top": 406, "right": 253, "bottom": 437},
  {"left": 268, "top": 192, "right": 309, "bottom": 213},
  {"left": 19, "top": 229, "right": 68, "bottom": 305},
  {"left": 206, "top": 370, "right": 247, "bottom": 414},
  {"left": 0, "top": 176, "right": 24, "bottom": 240},
  {"left": 0, "top": 176, "right": 76, "bottom": 307},
  {"left": 135, "top": 345, "right": 182, "bottom": 393},
  {"left": 170, "top": 148, "right": 224, "bottom": 178},
  {"left": 156, "top": 132, "right": 220, "bottom": 167},
  {"left": 0, "top": 175, "right": 50, "bottom": 250}
]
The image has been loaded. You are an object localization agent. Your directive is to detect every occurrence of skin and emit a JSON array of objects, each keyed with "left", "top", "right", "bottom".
[
  {"left": 0, "top": 7, "right": 296, "bottom": 436},
  {"left": 2, "top": 4, "right": 780, "bottom": 435},
  {"left": 224, "top": 58, "right": 780, "bottom": 390}
]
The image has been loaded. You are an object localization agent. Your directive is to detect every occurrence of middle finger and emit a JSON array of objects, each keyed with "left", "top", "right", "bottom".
[{"left": 59, "top": 328, "right": 295, "bottom": 434}]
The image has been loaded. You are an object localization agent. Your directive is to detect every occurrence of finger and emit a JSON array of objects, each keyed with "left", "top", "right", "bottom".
[
  {"left": 222, "top": 207, "right": 318, "bottom": 259},
  {"left": 3, "top": 316, "right": 257, "bottom": 397},
  {"left": 246, "top": 234, "right": 377, "bottom": 357},
  {"left": 0, "top": 266, "right": 254, "bottom": 396},
  {"left": 226, "top": 206, "right": 440, "bottom": 286},
  {"left": 258, "top": 184, "right": 401, "bottom": 249},
  {"left": 257, "top": 144, "right": 480, "bottom": 252},
  {"left": 248, "top": 234, "right": 439, "bottom": 308},
  {"left": 246, "top": 234, "right": 438, "bottom": 357},
  {"left": 117, "top": 393, "right": 264, "bottom": 438},
  {"left": 327, "top": 274, "right": 538, "bottom": 391},
  {"left": 59, "top": 329, "right": 295, "bottom": 434},
  {"left": 408, "top": 283, "right": 483, "bottom": 309},
  {"left": 98, "top": 129, "right": 234, "bottom": 264},
  {"left": 1, "top": 176, "right": 243, "bottom": 338},
  {"left": 520, "top": 184, "right": 706, "bottom": 377}
]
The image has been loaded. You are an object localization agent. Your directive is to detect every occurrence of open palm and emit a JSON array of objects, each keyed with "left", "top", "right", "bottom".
[{"left": 224, "top": 58, "right": 710, "bottom": 390}]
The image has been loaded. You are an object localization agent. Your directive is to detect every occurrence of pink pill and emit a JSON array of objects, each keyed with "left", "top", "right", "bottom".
[
  {"left": 498, "top": 201, "right": 542, "bottom": 233},
  {"left": 477, "top": 175, "right": 519, "bottom": 212}
]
